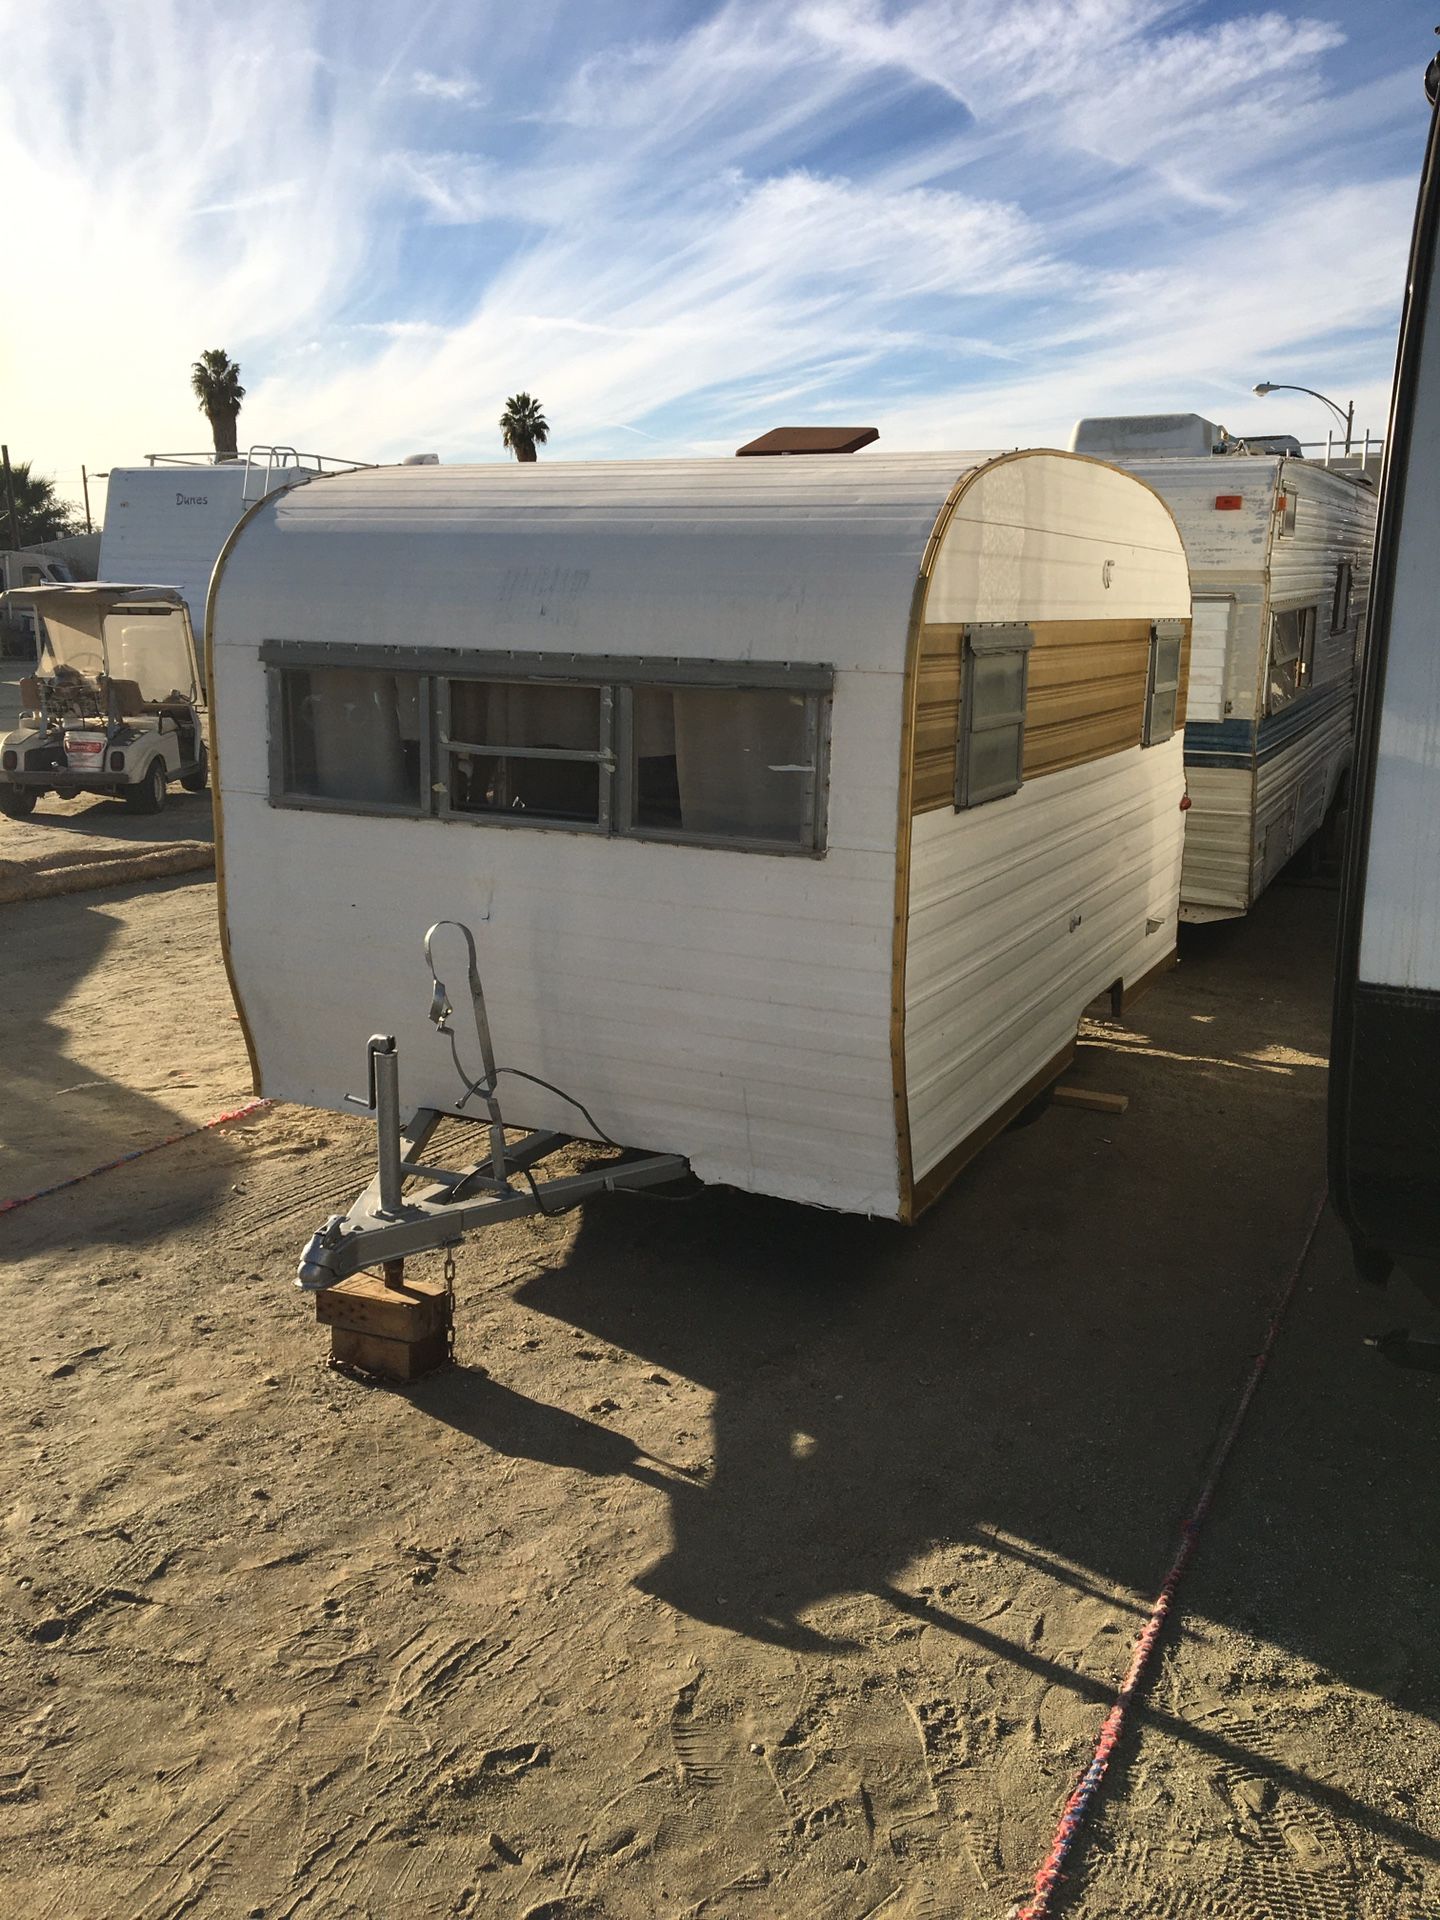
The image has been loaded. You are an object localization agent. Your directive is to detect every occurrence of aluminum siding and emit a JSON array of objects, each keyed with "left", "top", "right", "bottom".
[{"left": 905, "top": 741, "right": 1186, "bottom": 1180}]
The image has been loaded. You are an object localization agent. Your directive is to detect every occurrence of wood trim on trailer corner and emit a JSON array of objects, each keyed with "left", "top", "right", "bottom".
[
  {"left": 890, "top": 466, "right": 982, "bottom": 1223},
  {"left": 204, "top": 476, "right": 352, "bottom": 1095}
]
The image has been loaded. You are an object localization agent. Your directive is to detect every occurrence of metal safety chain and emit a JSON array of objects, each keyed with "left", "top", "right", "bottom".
[{"left": 442, "top": 1245, "right": 457, "bottom": 1361}]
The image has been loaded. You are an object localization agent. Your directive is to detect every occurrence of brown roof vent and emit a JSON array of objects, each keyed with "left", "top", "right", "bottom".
[{"left": 735, "top": 426, "right": 880, "bottom": 456}]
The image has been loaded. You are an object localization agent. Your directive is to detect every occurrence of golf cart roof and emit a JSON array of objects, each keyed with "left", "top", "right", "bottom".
[
  {"left": 17, "top": 583, "right": 188, "bottom": 617},
  {"left": 17, "top": 582, "right": 203, "bottom": 704}
]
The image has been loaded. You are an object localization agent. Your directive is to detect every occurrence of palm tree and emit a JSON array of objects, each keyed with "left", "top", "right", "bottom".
[
  {"left": 2, "top": 459, "right": 80, "bottom": 546},
  {"left": 499, "top": 393, "right": 549, "bottom": 463},
  {"left": 191, "top": 348, "right": 246, "bottom": 462}
]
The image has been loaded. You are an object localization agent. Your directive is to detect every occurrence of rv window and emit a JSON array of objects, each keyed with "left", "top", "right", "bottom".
[
  {"left": 628, "top": 685, "right": 818, "bottom": 847},
  {"left": 1332, "top": 560, "right": 1353, "bottom": 633},
  {"left": 443, "top": 679, "right": 607, "bottom": 826},
  {"left": 263, "top": 643, "right": 833, "bottom": 853},
  {"left": 955, "top": 625, "right": 1032, "bottom": 809},
  {"left": 279, "top": 667, "right": 424, "bottom": 810},
  {"left": 1143, "top": 620, "right": 1185, "bottom": 747},
  {"left": 1267, "top": 605, "right": 1316, "bottom": 712}
]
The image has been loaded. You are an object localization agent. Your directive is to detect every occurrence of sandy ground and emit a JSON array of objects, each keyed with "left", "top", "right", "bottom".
[
  {"left": 1, "top": 874, "right": 241, "bottom": 1206},
  {"left": 1, "top": 874, "right": 1437, "bottom": 1920}
]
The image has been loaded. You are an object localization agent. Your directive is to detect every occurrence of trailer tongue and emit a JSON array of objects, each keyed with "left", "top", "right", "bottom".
[{"left": 297, "top": 920, "right": 688, "bottom": 1379}]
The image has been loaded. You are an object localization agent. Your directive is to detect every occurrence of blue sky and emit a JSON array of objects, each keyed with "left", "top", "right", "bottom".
[{"left": 3, "top": 0, "right": 1436, "bottom": 511}]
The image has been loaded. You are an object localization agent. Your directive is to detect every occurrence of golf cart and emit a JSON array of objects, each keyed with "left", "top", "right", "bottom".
[{"left": 0, "top": 584, "right": 207, "bottom": 819}]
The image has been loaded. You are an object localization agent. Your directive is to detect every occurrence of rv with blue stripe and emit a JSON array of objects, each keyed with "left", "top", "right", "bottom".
[{"left": 1071, "top": 414, "right": 1377, "bottom": 922}]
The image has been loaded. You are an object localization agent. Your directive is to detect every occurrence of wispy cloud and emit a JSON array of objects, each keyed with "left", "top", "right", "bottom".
[
  {"left": 405, "top": 67, "right": 486, "bottom": 106},
  {"left": 0, "top": 0, "right": 1421, "bottom": 509}
]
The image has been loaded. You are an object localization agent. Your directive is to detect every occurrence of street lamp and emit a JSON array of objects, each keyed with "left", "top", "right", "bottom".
[{"left": 1252, "top": 381, "right": 1353, "bottom": 454}]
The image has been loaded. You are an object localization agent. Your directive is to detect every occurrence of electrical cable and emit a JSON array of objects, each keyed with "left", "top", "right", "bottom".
[{"left": 443, "top": 1031, "right": 698, "bottom": 1210}]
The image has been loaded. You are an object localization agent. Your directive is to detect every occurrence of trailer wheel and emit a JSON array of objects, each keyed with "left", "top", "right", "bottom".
[
  {"left": 124, "top": 757, "right": 168, "bottom": 815},
  {"left": 180, "top": 744, "right": 208, "bottom": 793},
  {"left": 0, "top": 785, "right": 37, "bottom": 819}
]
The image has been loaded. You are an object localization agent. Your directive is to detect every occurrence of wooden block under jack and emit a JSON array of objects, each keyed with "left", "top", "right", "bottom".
[
  {"left": 315, "top": 1270, "right": 452, "bottom": 1381},
  {"left": 1052, "top": 1085, "right": 1130, "bottom": 1115}
]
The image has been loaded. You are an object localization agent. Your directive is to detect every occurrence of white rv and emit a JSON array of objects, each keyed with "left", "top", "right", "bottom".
[
  {"left": 0, "top": 549, "right": 77, "bottom": 654},
  {"left": 209, "top": 451, "right": 1192, "bottom": 1237},
  {"left": 98, "top": 447, "right": 366, "bottom": 637},
  {"left": 1073, "top": 416, "right": 1377, "bottom": 921}
]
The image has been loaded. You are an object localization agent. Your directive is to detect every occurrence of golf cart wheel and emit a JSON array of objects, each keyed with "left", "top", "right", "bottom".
[
  {"left": 125, "top": 757, "right": 168, "bottom": 815},
  {"left": 0, "top": 785, "right": 37, "bottom": 819},
  {"left": 180, "top": 744, "right": 208, "bottom": 793}
]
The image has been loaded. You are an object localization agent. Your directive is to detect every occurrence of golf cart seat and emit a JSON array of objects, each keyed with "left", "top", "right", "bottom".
[{"left": 100, "top": 676, "right": 192, "bottom": 718}]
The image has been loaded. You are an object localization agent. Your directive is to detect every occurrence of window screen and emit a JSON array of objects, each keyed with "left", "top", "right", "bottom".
[
  {"left": 1267, "top": 605, "right": 1316, "bottom": 712},
  {"left": 443, "top": 679, "right": 607, "bottom": 825},
  {"left": 1144, "top": 620, "right": 1185, "bottom": 747},
  {"left": 630, "top": 685, "right": 815, "bottom": 846},
  {"left": 955, "top": 624, "right": 1032, "bottom": 809},
  {"left": 280, "top": 666, "right": 423, "bottom": 809}
]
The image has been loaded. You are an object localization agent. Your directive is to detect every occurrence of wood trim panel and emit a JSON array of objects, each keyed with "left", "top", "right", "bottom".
[
  {"left": 912, "top": 623, "right": 963, "bottom": 811},
  {"left": 891, "top": 471, "right": 991, "bottom": 1223},
  {"left": 204, "top": 487, "right": 289, "bottom": 1095},
  {"left": 1025, "top": 619, "right": 1150, "bottom": 779},
  {"left": 910, "top": 615, "right": 1192, "bottom": 813}
]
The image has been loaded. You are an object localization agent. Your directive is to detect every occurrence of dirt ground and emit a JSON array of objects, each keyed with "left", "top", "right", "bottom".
[{"left": 2, "top": 873, "right": 1437, "bottom": 1920}]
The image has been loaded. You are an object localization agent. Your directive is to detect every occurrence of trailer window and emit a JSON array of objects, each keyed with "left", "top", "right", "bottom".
[
  {"left": 955, "top": 624, "right": 1032, "bottom": 809},
  {"left": 279, "top": 666, "right": 424, "bottom": 810},
  {"left": 1267, "top": 605, "right": 1316, "bottom": 712},
  {"left": 443, "top": 679, "right": 608, "bottom": 825},
  {"left": 262, "top": 642, "right": 832, "bottom": 853},
  {"left": 1333, "top": 560, "right": 1354, "bottom": 633},
  {"left": 628, "top": 685, "right": 819, "bottom": 848},
  {"left": 1143, "top": 619, "right": 1185, "bottom": 747}
]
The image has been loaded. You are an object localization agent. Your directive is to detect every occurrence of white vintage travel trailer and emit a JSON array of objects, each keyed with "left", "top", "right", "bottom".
[
  {"left": 209, "top": 450, "right": 1191, "bottom": 1307},
  {"left": 1073, "top": 417, "right": 1377, "bottom": 920}
]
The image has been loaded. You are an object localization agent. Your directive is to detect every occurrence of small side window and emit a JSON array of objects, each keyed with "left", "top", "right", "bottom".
[
  {"left": 955, "top": 623, "right": 1032, "bottom": 809},
  {"left": 1267, "top": 605, "right": 1317, "bottom": 712},
  {"left": 1144, "top": 619, "right": 1185, "bottom": 746},
  {"left": 1332, "top": 559, "right": 1353, "bottom": 633}
]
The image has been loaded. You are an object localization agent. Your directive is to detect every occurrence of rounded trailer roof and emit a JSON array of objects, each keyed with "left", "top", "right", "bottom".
[{"left": 211, "top": 451, "right": 1177, "bottom": 670}]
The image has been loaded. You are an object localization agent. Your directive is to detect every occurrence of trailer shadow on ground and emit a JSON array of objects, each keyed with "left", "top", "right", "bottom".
[
  {"left": 8, "top": 874, "right": 1437, "bottom": 1919},
  {"left": 0, "top": 870, "right": 243, "bottom": 1204},
  {"left": 414, "top": 880, "right": 1440, "bottom": 1884}
]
